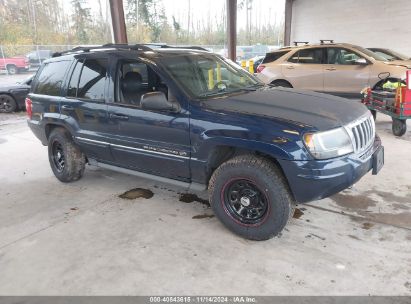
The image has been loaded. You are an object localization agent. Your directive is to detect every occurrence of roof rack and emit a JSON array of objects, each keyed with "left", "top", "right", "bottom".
[
  {"left": 52, "top": 43, "right": 209, "bottom": 57},
  {"left": 320, "top": 39, "right": 334, "bottom": 44},
  {"left": 52, "top": 44, "right": 152, "bottom": 57},
  {"left": 159, "top": 45, "right": 209, "bottom": 51},
  {"left": 293, "top": 41, "right": 309, "bottom": 46}
]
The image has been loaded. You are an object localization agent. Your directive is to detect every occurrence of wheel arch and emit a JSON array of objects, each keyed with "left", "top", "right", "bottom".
[
  {"left": 45, "top": 123, "right": 72, "bottom": 140},
  {"left": 270, "top": 79, "right": 293, "bottom": 88},
  {"left": 372, "top": 77, "right": 405, "bottom": 90},
  {"left": 205, "top": 145, "right": 294, "bottom": 199}
]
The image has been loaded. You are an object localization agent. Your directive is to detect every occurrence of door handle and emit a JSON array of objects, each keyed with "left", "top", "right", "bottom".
[
  {"left": 109, "top": 113, "right": 129, "bottom": 120},
  {"left": 286, "top": 66, "right": 295, "bottom": 69},
  {"left": 325, "top": 67, "right": 336, "bottom": 71},
  {"left": 61, "top": 105, "right": 74, "bottom": 111}
]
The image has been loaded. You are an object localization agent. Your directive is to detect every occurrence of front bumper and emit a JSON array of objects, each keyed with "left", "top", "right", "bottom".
[{"left": 278, "top": 135, "right": 383, "bottom": 203}]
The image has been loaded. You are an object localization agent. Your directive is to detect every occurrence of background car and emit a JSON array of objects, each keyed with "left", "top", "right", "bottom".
[
  {"left": 0, "top": 76, "right": 32, "bottom": 112},
  {"left": 236, "top": 44, "right": 269, "bottom": 61},
  {"left": 237, "top": 55, "right": 264, "bottom": 72},
  {"left": 367, "top": 47, "right": 411, "bottom": 66},
  {"left": 257, "top": 42, "right": 409, "bottom": 98},
  {"left": 0, "top": 56, "right": 30, "bottom": 74},
  {"left": 25, "top": 50, "right": 53, "bottom": 68}
]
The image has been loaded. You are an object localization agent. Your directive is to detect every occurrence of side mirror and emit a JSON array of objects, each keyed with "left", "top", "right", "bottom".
[
  {"left": 355, "top": 58, "right": 368, "bottom": 65},
  {"left": 141, "top": 91, "right": 180, "bottom": 112}
]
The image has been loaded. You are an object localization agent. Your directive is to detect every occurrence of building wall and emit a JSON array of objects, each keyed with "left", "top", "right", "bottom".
[{"left": 290, "top": 0, "right": 411, "bottom": 56}]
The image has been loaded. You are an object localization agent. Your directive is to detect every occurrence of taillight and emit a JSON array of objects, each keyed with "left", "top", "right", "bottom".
[
  {"left": 25, "top": 97, "right": 32, "bottom": 119},
  {"left": 256, "top": 65, "right": 266, "bottom": 73}
]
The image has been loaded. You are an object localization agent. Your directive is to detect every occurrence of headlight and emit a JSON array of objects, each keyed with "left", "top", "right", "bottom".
[{"left": 303, "top": 127, "right": 353, "bottom": 159}]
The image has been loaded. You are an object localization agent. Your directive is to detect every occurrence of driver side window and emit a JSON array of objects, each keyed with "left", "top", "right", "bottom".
[
  {"left": 327, "top": 48, "right": 361, "bottom": 65},
  {"left": 115, "top": 60, "right": 169, "bottom": 107}
]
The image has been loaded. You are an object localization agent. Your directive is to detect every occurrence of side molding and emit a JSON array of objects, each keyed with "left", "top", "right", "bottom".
[{"left": 90, "top": 160, "right": 207, "bottom": 193}]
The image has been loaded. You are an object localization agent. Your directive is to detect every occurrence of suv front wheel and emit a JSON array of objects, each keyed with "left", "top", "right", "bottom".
[
  {"left": 209, "top": 155, "right": 295, "bottom": 240},
  {"left": 48, "top": 128, "right": 86, "bottom": 182}
]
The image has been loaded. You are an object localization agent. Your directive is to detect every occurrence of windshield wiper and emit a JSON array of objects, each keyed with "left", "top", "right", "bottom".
[
  {"left": 199, "top": 83, "right": 264, "bottom": 98},
  {"left": 199, "top": 91, "right": 227, "bottom": 98},
  {"left": 236, "top": 83, "right": 265, "bottom": 91}
]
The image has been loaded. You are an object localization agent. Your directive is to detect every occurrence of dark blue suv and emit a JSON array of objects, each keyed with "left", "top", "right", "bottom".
[{"left": 26, "top": 44, "right": 384, "bottom": 240}]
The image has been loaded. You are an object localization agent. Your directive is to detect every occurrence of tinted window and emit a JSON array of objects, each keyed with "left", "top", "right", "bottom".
[
  {"left": 262, "top": 51, "right": 289, "bottom": 64},
  {"left": 288, "top": 48, "right": 324, "bottom": 64},
  {"left": 327, "top": 48, "right": 361, "bottom": 65},
  {"left": 33, "top": 60, "right": 71, "bottom": 96},
  {"left": 77, "top": 59, "right": 108, "bottom": 100},
  {"left": 67, "top": 60, "right": 83, "bottom": 97}
]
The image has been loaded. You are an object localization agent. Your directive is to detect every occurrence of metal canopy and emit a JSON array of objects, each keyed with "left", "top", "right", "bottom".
[
  {"left": 226, "top": 0, "right": 237, "bottom": 60},
  {"left": 108, "top": 0, "right": 288, "bottom": 60}
]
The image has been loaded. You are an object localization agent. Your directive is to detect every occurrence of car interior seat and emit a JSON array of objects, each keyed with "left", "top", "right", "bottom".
[{"left": 121, "top": 72, "right": 145, "bottom": 105}]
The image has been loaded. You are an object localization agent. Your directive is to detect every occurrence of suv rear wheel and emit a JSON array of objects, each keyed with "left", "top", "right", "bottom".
[
  {"left": 209, "top": 155, "right": 295, "bottom": 240},
  {"left": 48, "top": 128, "right": 85, "bottom": 182}
]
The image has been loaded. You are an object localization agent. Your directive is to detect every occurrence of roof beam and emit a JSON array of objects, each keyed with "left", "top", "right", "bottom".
[
  {"left": 284, "top": 0, "right": 293, "bottom": 46},
  {"left": 109, "top": 0, "right": 128, "bottom": 44},
  {"left": 226, "top": 0, "right": 237, "bottom": 61}
]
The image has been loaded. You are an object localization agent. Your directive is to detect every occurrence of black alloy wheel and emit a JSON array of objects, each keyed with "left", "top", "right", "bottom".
[
  {"left": 52, "top": 140, "right": 65, "bottom": 172},
  {"left": 223, "top": 178, "right": 269, "bottom": 225}
]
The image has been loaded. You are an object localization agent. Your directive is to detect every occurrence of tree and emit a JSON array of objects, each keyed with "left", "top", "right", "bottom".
[
  {"left": 125, "top": 0, "right": 166, "bottom": 42},
  {"left": 71, "top": 0, "right": 91, "bottom": 44}
]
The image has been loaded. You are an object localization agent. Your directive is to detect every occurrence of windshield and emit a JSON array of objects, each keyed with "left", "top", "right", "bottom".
[
  {"left": 159, "top": 54, "right": 263, "bottom": 98},
  {"left": 372, "top": 49, "right": 409, "bottom": 61},
  {"left": 351, "top": 45, "right": 387, "bottom": 61}
]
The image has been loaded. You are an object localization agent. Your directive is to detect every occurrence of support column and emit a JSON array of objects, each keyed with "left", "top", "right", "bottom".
[
  {"left": 226, "top": 0, "right": 237, "bottom": 61},
  {"left": 284, "top": 0, "right": 293, "bottom": 46},
  {"left": 109, "top": 0, "right": 128, "bottom": 44}
]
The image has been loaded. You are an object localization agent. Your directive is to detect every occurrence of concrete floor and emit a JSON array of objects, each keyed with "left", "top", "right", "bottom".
[{"left": 0, "top": 111, "right": 410, "bottom": 296}]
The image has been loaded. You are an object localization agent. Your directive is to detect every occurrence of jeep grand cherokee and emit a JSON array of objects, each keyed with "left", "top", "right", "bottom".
[{"left": 26, "top": 44, "right": 384, "bottom": 240}]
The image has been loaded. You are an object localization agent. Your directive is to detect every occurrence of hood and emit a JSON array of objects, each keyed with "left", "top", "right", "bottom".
[
  {"left": 201, "top": 87, "right": 369, "bottom": 131},
  {"left": 384, "top": 60, "right": 411, "bottom": 69},
  {"left": 0, "top": 84, "right": 29, "bottom": 91}
]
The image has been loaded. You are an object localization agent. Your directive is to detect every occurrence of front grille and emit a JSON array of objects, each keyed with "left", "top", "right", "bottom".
[{"left": 347, "top": 114, "right": 375, "bottom": 154}]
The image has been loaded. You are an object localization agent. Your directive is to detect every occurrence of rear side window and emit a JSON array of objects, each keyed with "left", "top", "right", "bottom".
[
  {"left": 288, "top": 48, "right": 324, "bottom": 64},
  {"left": 66, "top": 58, "right": 108, "bottom": 101},
  {"left": 67, "top": 60, "right": 83, "bottom": 97},
  {"left": 33, "top": 60, "right": 71, "bottom": 96},
  {"left": 262, "top": 51, "right": 289, "bottom": 64}
]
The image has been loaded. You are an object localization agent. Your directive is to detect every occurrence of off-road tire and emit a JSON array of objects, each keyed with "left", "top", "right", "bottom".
[
  {"left": 209, "top": 154, "right": 295, "bottom": 240},
  {"left": 271, "top": 80, "right": 292, "bottom": 88},
  {"left": 48, "top": 128, "right": 85, "bottom": 182},
  {"left": 0, "top": 94, "right": 17, "bottom": 113}
]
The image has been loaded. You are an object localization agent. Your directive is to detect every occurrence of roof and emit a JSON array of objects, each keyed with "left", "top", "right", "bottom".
[{"left": 269, "top": 42, "right": 358, "bottom": 53}]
